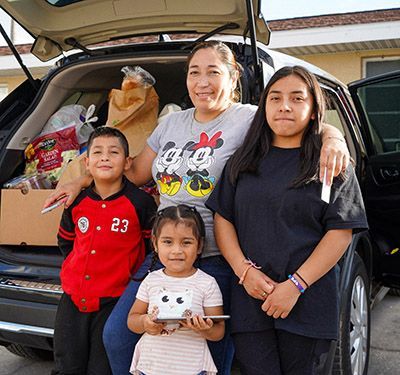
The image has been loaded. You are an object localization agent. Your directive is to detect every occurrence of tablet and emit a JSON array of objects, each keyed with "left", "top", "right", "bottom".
[{"left": 154, "top": 315, "right": 230, "bottom": 324}]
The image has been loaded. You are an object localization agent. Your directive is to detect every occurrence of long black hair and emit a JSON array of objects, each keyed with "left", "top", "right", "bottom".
[{"left": 228, "top": 65, "right": 326, "bottom": 188}]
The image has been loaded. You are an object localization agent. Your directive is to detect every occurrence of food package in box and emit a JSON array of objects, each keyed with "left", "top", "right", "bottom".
[{"left": 24, "top": 125, "right": 80, "bottom": 186}]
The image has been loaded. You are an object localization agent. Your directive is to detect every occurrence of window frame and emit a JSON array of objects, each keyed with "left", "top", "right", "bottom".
[{"left": 362, "top": 56, "right": 400, "bottom": 78}]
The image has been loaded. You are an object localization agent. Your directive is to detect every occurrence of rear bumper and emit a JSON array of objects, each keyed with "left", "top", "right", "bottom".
[
  {"left": 0, "top": 328, "right": 54, "bottom": 351},
  {"left": 0, "top": 278, "right": 60, "bottom": 349},
  {"left": 0, "top": 296, "right": 58, "bottom": 328},
  {"left": 0, "top": 321, "right": 53, "bottom": 337},
  {"left": 0, "top": 298, "right": 57, "bottom": 350}
]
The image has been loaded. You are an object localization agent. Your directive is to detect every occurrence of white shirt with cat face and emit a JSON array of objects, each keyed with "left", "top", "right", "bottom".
[{"left": 131, "top": 269, "right": 223, "bottom": 375}]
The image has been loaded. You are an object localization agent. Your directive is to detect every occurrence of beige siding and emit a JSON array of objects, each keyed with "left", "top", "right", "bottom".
[
  {"left": 0, "top": 73, "right": 43, "bottom": 93},
  {"left": 297, "top": 49, "right": 400, "bottom": 83},
  {"left": 0, "top": 75, "right": 25, "bottom": 92}
]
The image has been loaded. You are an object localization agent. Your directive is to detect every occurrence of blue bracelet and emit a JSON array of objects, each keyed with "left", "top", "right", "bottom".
[{"left": 288, "top": 274, "right": 305, "bottom": 294}]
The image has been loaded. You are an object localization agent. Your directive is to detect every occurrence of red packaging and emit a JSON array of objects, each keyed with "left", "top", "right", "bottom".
[{"left": 24, "top": 126, "right": 80, "bottom": 184}]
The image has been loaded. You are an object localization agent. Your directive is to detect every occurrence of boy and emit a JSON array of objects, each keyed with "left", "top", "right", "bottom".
[{"left": 53, "top": 126, "right": 157, "bottom": 375}]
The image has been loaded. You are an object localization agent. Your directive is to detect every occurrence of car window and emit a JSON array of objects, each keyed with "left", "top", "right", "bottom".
[
  {"left": 324, "top": 91, "right": 345, "bottom": 136},
  {"left": 62, "top": 92, "right": 83, "bottom": 106},
  {"left": 324, "top": 108, "right": 344, "bottom": 136},
  {"left": 323, "top": 89, "right": 358, "bottom": 160},
  {"left": 61, "top": 91, "right": 107, "bottom": 115},
  {"left": 356, "top": 77, "right": 400, "bottom": 154}
]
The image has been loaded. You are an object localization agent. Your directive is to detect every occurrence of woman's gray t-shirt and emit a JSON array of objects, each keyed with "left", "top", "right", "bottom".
[{"left": 147, "top": 103, "right": 257, "bottom": 257}]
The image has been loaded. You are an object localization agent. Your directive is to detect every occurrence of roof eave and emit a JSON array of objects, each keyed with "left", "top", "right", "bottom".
[{"left": 268, "top": 20, "right": 400, "bottom": 55}]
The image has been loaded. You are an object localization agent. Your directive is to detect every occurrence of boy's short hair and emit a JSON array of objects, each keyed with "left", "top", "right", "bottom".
[{"left": 87, "top": 126, "right": 129, "bottom": 157}]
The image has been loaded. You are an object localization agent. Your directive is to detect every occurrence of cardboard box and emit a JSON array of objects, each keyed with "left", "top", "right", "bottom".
[{"left": 0, "top": 189, "right": 62, "bottom": 246}]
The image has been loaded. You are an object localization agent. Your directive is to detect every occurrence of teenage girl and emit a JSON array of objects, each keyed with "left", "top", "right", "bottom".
[
  {"left": 206, "top": 66, "right": 368, "bottom": 375},
  {"left": 127, "top": 205, "right": 225, "bottom": 375}
]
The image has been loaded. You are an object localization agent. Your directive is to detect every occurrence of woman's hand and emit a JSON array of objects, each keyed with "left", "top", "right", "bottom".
[
  {"left": 261, "top": 279, "right": 301, "bottom": 319},
  {"left": 320, "top": 128, "right": 350, "bottom": 185},
  {"left": 43, "top": 174, "right": 92, "bottom": 209},
  {"left": 242, "top": 267, "right": 276, "bottom": 301}
]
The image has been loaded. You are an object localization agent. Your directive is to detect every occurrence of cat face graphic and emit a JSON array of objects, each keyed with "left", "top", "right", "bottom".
[{"left": 156, "top": 288, "right": 193, "bottom": 318}]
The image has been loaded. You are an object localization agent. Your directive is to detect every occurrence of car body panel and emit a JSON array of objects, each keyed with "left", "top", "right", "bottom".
[{"left": 0, "top": 0, "right": 270, "bottom": 61}]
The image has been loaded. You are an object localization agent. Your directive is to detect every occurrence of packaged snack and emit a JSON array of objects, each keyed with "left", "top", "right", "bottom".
[{"left": 24, "top": 125, "right": 80, "bottom": 185}]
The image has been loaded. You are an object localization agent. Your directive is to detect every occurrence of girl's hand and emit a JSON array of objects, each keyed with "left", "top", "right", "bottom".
[
  {"left": 242, "top": 267, "right": 276, "bottom": 300},
  {"left": 142, "top": 307, "right": 165, "bottom": 335},
  {"left": 180, "top": 315, "right": 214, "bottom": 333},
  {"left": 142, "top": 314, "right": 166, "bottom": 335},
  {"left": 261, "top": 279, "right": 301, "bottom": 319},
  {"left": 319, "top": 136, "right": 350, "bottom": 185},
  {"left": 180, "top": 314, "right": 224, "bottom": 341}
]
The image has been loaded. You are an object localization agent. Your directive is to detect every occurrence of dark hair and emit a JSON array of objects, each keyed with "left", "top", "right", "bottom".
[
  {"left": 152, "top": 204, "right": 205, "bottom": 244},
  {"left": 87, "top": 126, "right": 129, "bottom": 157},
  {"left": 228, "top": 65, "right": 326, "bottom": 187},
  {"left": 187, "top": 41, "right": 242, "bottom": 102},
  {"left": 134, "top": 205, "right": 206, "bottom": 280}
]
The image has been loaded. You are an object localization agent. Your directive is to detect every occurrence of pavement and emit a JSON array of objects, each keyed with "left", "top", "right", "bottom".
[
  {"left": 369, "top": 293, "right": 400, "bottom": 374},
  {"left": 0, "top": 294, "right": 399, "bottom": 375}
]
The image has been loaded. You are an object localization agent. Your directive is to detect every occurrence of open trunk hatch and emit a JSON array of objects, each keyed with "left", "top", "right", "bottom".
[{"left": 0, "top": 0, "right": 270, "bottom": 61}]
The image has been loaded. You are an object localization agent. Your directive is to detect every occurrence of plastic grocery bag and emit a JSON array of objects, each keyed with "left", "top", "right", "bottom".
[{"left": 41, "top": 104, "right": 97, "bottom": 146}]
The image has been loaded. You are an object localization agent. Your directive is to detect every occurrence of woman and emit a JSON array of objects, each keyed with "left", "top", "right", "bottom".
[
  {"left": 45, "top": 42, "right": 350, "bottom": 375},
  {"left": 206, "top": 66, "right": 367, "bottom": 374}
]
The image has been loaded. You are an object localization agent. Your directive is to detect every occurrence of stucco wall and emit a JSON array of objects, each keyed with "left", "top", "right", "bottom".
[
  {"left": 0, "top": 73, "right": 44, "bottom": 93},
  {"left": 0, "top": 75, "right": 25, "bottom": 92},
  {"left": 297, "top": 49, "right": 400, "bottom": 84}
]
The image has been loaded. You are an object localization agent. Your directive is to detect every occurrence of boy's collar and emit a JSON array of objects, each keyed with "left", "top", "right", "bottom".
[{"left": 86, "top": 176, "right": 128, "bottom": 201}]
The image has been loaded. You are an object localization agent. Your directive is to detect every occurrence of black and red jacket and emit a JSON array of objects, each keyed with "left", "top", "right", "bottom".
[{"left": 57, "top": 178, "right": 157, "bottom": 312}]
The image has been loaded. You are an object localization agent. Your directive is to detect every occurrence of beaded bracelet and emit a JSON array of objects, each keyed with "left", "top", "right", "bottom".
[
  {"left": 288, "top": 274, "right": 305, "bottom": 294},
  {"left": 238, "top": 259, "right": 261, "bottom": 285},
  {"left": 295, "top": 271, "right": 310, "bottom": 288}
]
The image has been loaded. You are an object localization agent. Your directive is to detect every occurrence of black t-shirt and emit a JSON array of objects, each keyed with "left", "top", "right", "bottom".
[{"left": 206, "top": 146, "right": 368, "bottom": 339}]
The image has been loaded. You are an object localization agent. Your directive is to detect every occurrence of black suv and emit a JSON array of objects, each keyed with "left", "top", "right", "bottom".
[{"left": 0, "top": 1, "right": 399, "bottom": 374}]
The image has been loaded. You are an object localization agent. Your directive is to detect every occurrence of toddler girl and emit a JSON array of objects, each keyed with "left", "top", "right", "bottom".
[{"left": 127, "top": 204, "right": 225, "bottom": 375}]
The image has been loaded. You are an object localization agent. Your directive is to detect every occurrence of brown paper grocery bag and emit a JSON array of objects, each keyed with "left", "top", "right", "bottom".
[
  {"left": 106, "top": 84, "right": 159, "bottom": 157},
  {"left": 57, "top": 153, "right": 87, "bottom": 186}
]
